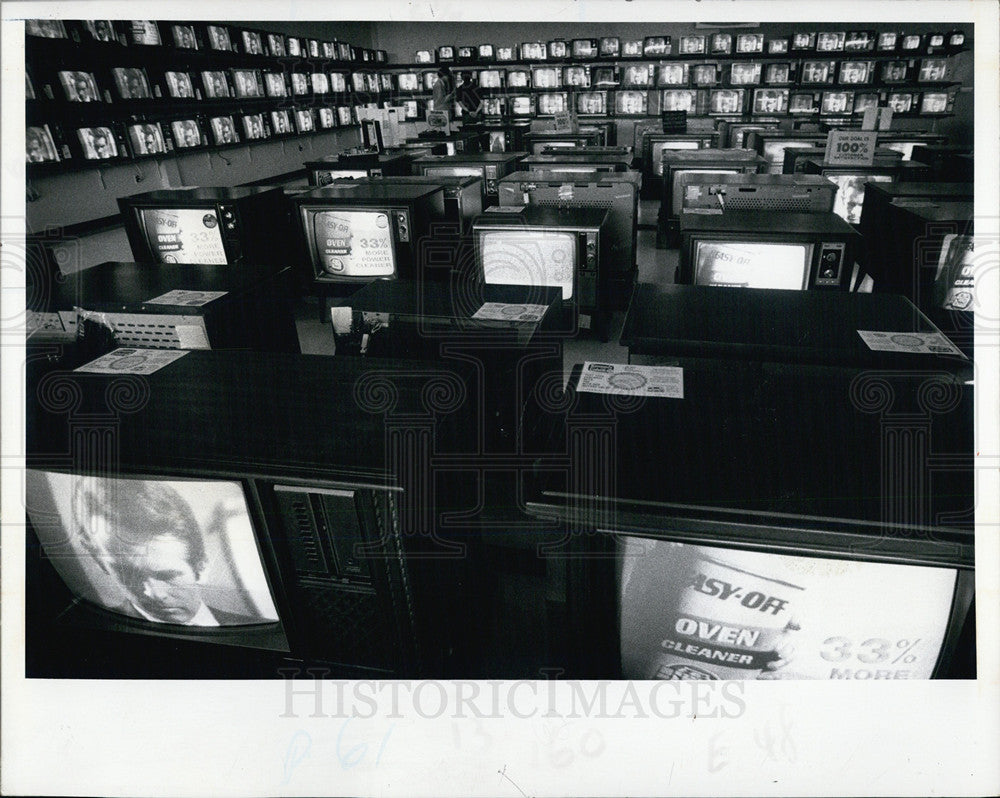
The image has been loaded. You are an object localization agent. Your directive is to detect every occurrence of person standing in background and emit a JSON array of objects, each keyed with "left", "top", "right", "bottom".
[
  {"left": 432, "top": 66, "right": 455, "bottom": 115},
  {"left": 456, "top": 70, "right": 483, "bottom": 122}
]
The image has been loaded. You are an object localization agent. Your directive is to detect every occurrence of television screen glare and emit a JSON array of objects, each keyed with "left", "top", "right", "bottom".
[
  {"left": 481, "top": 230, "right": 575, "bottom": 299},
  {"left": 25, "top": 471, "right": 281, "bottom": 627},
  {"left": 827, "top": 173, "right": 894, "bottom": 224},
  {"left": 694, "top": 240, "right": 811, "bottom": 289},
  {"left": 307, "top": 210, "right": 397, "bottom": 277},
  {"left": 140, "top": 208, "right": 228, "bottom": 264},
  {"left": 618, "top": 537, "right": 957, "bottom": 679}
]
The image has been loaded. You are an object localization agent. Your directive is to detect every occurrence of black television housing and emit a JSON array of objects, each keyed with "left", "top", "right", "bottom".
[
  {"left": 498, "top": 168, "right": 641, "bottom": 311},
  {"left": 32, "top": 260, "right": 300, "bottom": 354},
  {"left": 290, "top": 183, "right": 448, "bottom": 294},
  {"left": 639, "top": 132, "right": 718, "bottom": 198},
  {"left": 25, "top": 350, "right": 479, "bottom": 678},
  {"left": 411, "top": 152, "right": 527, "bottom": 204},
  {"left": 523, "top": 130, "right": 604, "bottom": 155},
  {"left": 659, "top": 149, "right": 767, "bottom": 245},
  {"left": 305, "top": 151, "right": 417, "bottom": 185},
  {"left": 674, "top": 173, "right": 838, "bottom": 216},
  {"left": 678, "top": 209, "right": 861, "bottom": 290},
  {"left": 525, "top": 360, "right": 974, "bottom": 679},
  {"left": 782, "top": 146, "right": 902, "bottom": 175},
  {"left": 472, "top": 205, "right": 614, "bottom": 340},
  {"left": 118, "top": 186, "right": 290, "bottom": 266}
]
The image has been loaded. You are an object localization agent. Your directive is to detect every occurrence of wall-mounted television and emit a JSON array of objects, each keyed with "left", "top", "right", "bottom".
[
  {"left": 660, "top": 89, "right": 698, "bottom": 113},
  {"left": 118, "top": 187, "right": 290, "bottom": 266},
  {"left": 613, "top": 90, "right": 648, "bottom": 116},
  {"left": 572, "top": 38, "right": 599, "bottom": 59},
  {"left": 531, "top": 66, "right": 562, "bottom": 89}
]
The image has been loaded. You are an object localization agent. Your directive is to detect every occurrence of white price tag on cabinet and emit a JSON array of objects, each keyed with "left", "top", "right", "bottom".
[
  {"left": 146, "top": 289, "right": 228, "bottom": 307},
  {"left": 857, "top": 330, "right": 965, "bottom": 356},
  {"left": 75, "top": 348, "right": 189, "bottom": 375},
  {"left": 576, "top": 361, "right": 684, "bottom": 399}
]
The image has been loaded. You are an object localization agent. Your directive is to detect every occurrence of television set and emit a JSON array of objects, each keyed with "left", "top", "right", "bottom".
[
  {"left": 520, "top": 41, "right": 546, "bottom": 61},
  {"left": 25, "top": 125, "right": 61, "bottom": 163},
  {"left": 118, "top": 187, "right": 290, "bottom": 267},
  {"left": 768, "top": 37, "right": 789, "bottom": 54},
  {"left": 495, "top": 46, "right": 515, "bottom": 62},
  {"left": 901, "top": 33, "right": 924, "bottom": 53},
  {"left": 127, "top": 123, "right": 167, "bottom": 156},
  {"left": 675, "top": 173, "right": 837, "bottom": 218},
  {"left": 644, "top": 36, "right": 671, "bottom": 56},
  {"left": 397, "top": 72, "right": 419, "bottom": 92},
  {"left": 209, "top": 115, "right": 239, "bottom": 145},
  {"left": 456, "top": 46, "right": 475, "bottom": 63},
  {"left": 711, "top": 33, "right": 733, "bottom": 54},
  {"left": 752, "top": 88, "right": 790, "bottom": 114},
  {"left": 509, "top": 95, "right": 535, "bottom": 118},
  {"left": 473, "top": 204, "right": 614, "bottom": 339},
  {"left": 506, "top": 68, "right": 530, "bottom": 88},
  {"left": 800, "top": 60, "right": 836, "bottom": 84},
  {"left": 25, "top": 351, "right": 477, "bottom": 678},
  {"left": 621, "top": 64, "right": 652, "bottom": 87},
  {"left": 800, "top": 158, "right": 902, "bottom": 224},
  {"left": 536, "top": 92, "right": 569, "bottom": 115},
  {"left": 166, "top": 119, "right": 207, "bottom": 150},
  {"left": 791, "top": 31, "right": 817, "bottom": 51},
  {"left": 656, "top": 64, "right": 688, "bottom": 87},
  {"left": 330, "top": 72, "right": 348, "bottom": 93},
  {"left": 763, "top": 63, "right": 794, "bottom": 85},
  {"left": 658, "top": 149, "right": 767, "bottom": 245},
  {"left": 479, "top": 69, "right": 503, "bottom": 89},
  {"left": 72, "top": 124, "right": 124, "bottom": 161},
  {"left": 478, "top": 44, "right": 494, "bottom": 60},
  {"left": 599, "top": 37, "right": 620, "bottom": 58},
  {"left": 291, "top": 183, "right": 447, "bottom": 292},
  {"left": 691, "top": 64, "right": 719, "bottom": 86},
  {"left": 414, "top": 49, "right": 432, "bottom": 63},
  {"left": 306, "top": 152, "right": 417, "bottom": 186},
  {"left": 747, "top": 131, "right": 828, "bottom": 173},
  {"left": 531, "top": 66, "right": 562, "bottom": 89},
  {"left": 613, "top": 90, "right": 648, "bottom": 116},
  {"left": 836, "top": 60, "right": 874, "bottom": 85},
  {"left": 232, "top": 69, "right": 264, "bottom": 98},
  {"left": 272, "top": 109, "right": 295, "bottom": 135},
  {"left": 548, "top": 39, "right": 569, "bottom": 60},
  {"left": 563, "top": 66, "right": 591, "bottom": 88},
  {"left": 708, "top": 88, "right": 744, "bottom": 115},
  {"left": 572, "top": 38, "right": 599, "bottom": 59},
  {"left": 789, "top": 92, "right": 819, "bottom": 114},
  {"left": 201, "top": 70, "right": 231, "bottom": 98},
  {"left": 679, "top": 209, "right": 861, "bottom": 289},
  {"left": 412, "top": 152, "right": 526, "bottom": 203},
  {"left": 498, "top": 168, "right": 642, "bottom": 310},
  {"left": 678, "top": 35, "right": 706, "bottom": 55},
  {"left": 593, "top": 67, "right": 620, "bottom": 87},
  {"left": 816, "top": 31, "right": 846, "bottom": 52},
  {"left": 660, "top": 89, "right": 698, "bottom": 113},
  {"left": 728, "top": 62, "right": 761, "bottom": 86},
  {"left": 436, "top": 45, "right": 455, "bottom": 62},
  {"left": 330, "top": 174, "right": 484, "bottom": 233},
  {"left": 622, "top": 39, "right": 644, "bottom": 58},
  {"left": 820, "top": 90, "right": 854, "bottom": 115},
  {"left": 723, "top": 122, "right": 780, "bottom": 149},
  {"left": 920, "top": 91, "right": 956, "bottom": 115},
  {"left": 641, "top": 132, "right": 716, "bottom": 188},
  {"left": 736, "top": 33, "right": 765, "bottom": 54},
  {"left": 37, "top": 260, "right": 300, "bottom": 353},
  {"left": 58, "top": 70, "right": 101, "bottom": 102},
  {"left": 310, "top": 72, "right": 330, "bottom": 95},
  {"left": 575, "top": 91, "right": 608, "bottom": 116}
]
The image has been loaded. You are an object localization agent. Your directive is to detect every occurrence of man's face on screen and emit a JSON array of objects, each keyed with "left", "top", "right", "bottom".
[{"left": 114, "top": 534, "right": 202, "bottom": 623}]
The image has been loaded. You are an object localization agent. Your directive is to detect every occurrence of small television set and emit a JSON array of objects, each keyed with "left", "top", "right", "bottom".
[
  {"left": 75, "top": 125, "right": 127, "bottom": 161},
  {"left": 536, "top": 92, "right": 569, "bottom": 115},
  {"left": 266, "top": 33, "right": 285, "bottom": 57},
  {"left": 232, "top": 69, "right": 264, "bottom": 98},
  {"left": 643, "top": 36, "right": 670, "bottom": 56},
  {"left": 241, "top": 113, "right": 268, "bottom": 140},
  {"left": 162, "top": 70, "right": 195, "bottom": 98},
  {"left": 437, "top": 45, "right": 455, "bottom": 62},
  {"left": 495, "top": 46, "right": 515, "bottom": 62},
  {"left": 291, "top": 183, "right": 447, "bottom": 291},
  {"left": 901, "top": 34, "right": 924, "bottom": 52},
  {"left": 877, "top": 31, "right": 899, "bottom": 51},
  {"left": 329, "top": 72, "right": 348, "bottom": 93},
  {"left": 127, "top": 122, "right": 166, "bottom": 156},
  {"left": 272, "top": 109, "right": 295, "bottom": 135},
  {"left": 167, "top": 119, "right": 207, "bottom": 150},
  {"left": 241, "top": 29, "right": 263, "bottom": 55},
  {"left": 614, "top": 90, "right": 648, "bottom": 116},
  {"left": 820, "top": 90, "right": 854, "bottom": 115},
  {"left": 422, "top": 71, "right": 439, "bottom": 92},
  {"left": 311, "top": 72, "right": 330, "bottom": 95},
  {"left": 118, "top": 187, "right": 290, "bottom": 267},
  {"left": 660, "top": 89, "right": 698, "bottom": 113},
  {"left": 456, "top": 46, "right": 475, "bottom": 63},
  {"left": 564, "top": 66, "right": 591, "bottom": 88},
  {"left": 768, "top": 37, "right": 789, "bottom": 54},
  {"left": 306, "top": 38, "right": 320, "bottom": 58},
  {"left": 887, "top": 91, "right": 916, "bottom": 114},
  {"left": 478, "top": 44, "right": 494, "bottom": 60},
  {"left": 397, "top": 72, "right": 419, "bottom": 92},
  {"left": 723, "top": 122, "right": 780, "bottom": 149},
  {"left": 338, "top": 42, "right": 354, "bottom": 61},
  {"left": 838, "top": 60, "right": 874, "bottom": 84},
  {"left": 679, "top": 209, "right": 860, "bottom": 289},
  {"left": 285, "top": 36, "right": 301, "bottom": 57},
  {"left": 816, "top": 31, "right": 846, "bottom": 52},
  {"left": 572, "top": 38, "right": 598, "bottom": 59},
  {"left": 473, "top": 205, "right": 614, "bottom": 339},
  {"left": 295, "top": 109, "right": 316, "bottom": 134},
  {"left": 920, "top": 91, "right": 955, "bottom": 115},
  {"left": 926, "top": 32, "right": 947, "bottom": 54},
  {"left": 657, "top": 64, "right": 689, "bottom": 87},
  {"left": 918, "top": 58, "right": 953, "bottom": 83},
  {"left": 479, "top": 69, "right": 503, "bottom": 88},
  {"left": 881, "top": 60, "right": 911, "bottom": 83},
  {"left": 412, "top": 152, "right": 526, "bottom": 202},
  {"left": 520, "top": 41, "right": 546, "bottom": 61},
  {"left": 764, "top": 63, "right": 793, "bottom": 85},
  {"left": 510, "top": 95, "right": 534, "bottom": 117},
  {"left": 548, "top": 39, "right": 569, "bottom": 60},
  {"left": 498, "top": 168, "right": 642, "bottom": 310},
  {"left": 691, "top": 64, "right": 719, "bottom": 86},
  {"left": 599, "top": 37, "right": 620, "bottom": 58},
  {"left": 25, "top": 125, "right": 61, "bottom": 163},
  {"left": 482, "top": 97, "right": 507, "bottom": 118},
  {"left": 789, "top": 91, "right": 820, "bottom": 114},
  {"left": 322, "top": 41, "right": 336, "bottom": 59},
  {"left": 708, "top": 88, "right": 745, "bottom": 115},
  {"left": 947, "top": 30, "right": 966, "bottom": 51},
  {"left": 209, "top": 115, "right": 239, "bottom": 145},
  {"left": 791, "top": 31, "right": 816, "bottom": 51},
  {"left": 710, "top": 33, "right": 733, "bottom": 54},
  {"left": 507, "top": 68, "right": 530, "bottom": 88},
  {"left": 679, "top": 35, "right": 706, "bottom": 55},
  {"left": 263, "top": 72, "right": 287, "bottom": 97},
  {"left": 853, "top": 92, "right": 880, "bottom": 114},
  {"left": 204, "top": 24, "right": 233, "bottom": 51},
  {"left": 25, "top": 352, "right": 475, "bottom": 678},
  {"left": 112, "top": 67, "right": 152, "bottom": 99},
  {"left": 729, "top": 62, "right": 761, "bottom": 86},
  {"left": 800, "top": 60, "right": 836, "bottom": 84},
  {"left": 736, "top": 33, "right": 765, "bottom": 54},
  {"left": 593, "top": 67, "right": 619, "bottom": 87},
  {"left": 58, "top": 70, "right": 102, "bottom": 102},
  {"left": 415, "top": 49, "right": 432, "bottom": 63},
  {"left": 577, "top": 91, "right": 609, "bottom": 115},
  {"left": 800, "top": 158, "right": 900, "bottom": 224},
  {"left": 622, "top": 64, "right": 652, "bottom": 87},
  {"left": 531, "top": 66, "right": 561, "bottom": 89},
  {"left": 622, "top": 39, "right": 644, "bottom": 58},
  {"left": 844, "top": 30, "right": 876, "bottom": 51},
  {"left": 291, "top": 73, "right": 310, "bottom": 95},
  {"left": 752, "top": 88, "right": 789, "bottom": 114},
  {"left": 658, "top": 149, "right": 767, "bottom": 244}
]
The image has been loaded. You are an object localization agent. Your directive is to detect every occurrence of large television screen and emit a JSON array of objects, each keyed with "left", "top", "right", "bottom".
[
  {"left": 25, "top": 471, "right": 281, "bottom": 628},
  {"left": 693, "top": 240, "right": 811, "bottom": 289},
  {"left": 304, "top": 209, "right": 397, "bottom": 277},
  {"left": 618, "top": 538, "right": 958, "bottom": 680},
  {"left": 139, "top": 208, "right": 228, "bottom": 264},
  {"left": 826, "top": 173, "right": 894, "bottom": 224},
  {"left": 480, "top": 230, "right": 576, "bottom": 299}
]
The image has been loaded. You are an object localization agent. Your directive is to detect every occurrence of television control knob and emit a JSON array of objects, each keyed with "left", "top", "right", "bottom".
[{"left": 226, "top": 222, "right": 236, "bottom": 230}]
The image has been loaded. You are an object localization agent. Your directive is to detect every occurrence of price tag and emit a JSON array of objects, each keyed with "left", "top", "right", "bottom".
[
  {"left": 552, "top": 111, "right": 574, "bottom": 132},
  {"left": 824, "top": 129, "right": 877, "bottom": 166}
]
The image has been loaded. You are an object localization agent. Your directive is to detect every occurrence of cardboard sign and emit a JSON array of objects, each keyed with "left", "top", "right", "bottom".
[
  {"left": 824, "top": 129, "right": 877, "bottom": 166},
  {"left": 552, "top": 111, "right": 575, "bottom": 132}
]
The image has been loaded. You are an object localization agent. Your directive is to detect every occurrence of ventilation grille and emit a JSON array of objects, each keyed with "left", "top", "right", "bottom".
[
  {"left": 296, "top": 584, "right": 393, "bottom": 669},
  {"left": 100, "top": 313, "right": 208, "bottom": 349},
  {"left": 725, "top": 196, "right": 819, "bottom": 211},
  {"left": 535, "top": 198, "right": 614, "bottom": 211}
]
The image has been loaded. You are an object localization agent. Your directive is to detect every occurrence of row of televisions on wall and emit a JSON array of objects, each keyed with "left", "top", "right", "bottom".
[
  {"left": 401, "top": 58, "right": 957, "bottom": 92},
  {"left": 416, "top": 30, "right": 968, "bottom": 63},
  {"left": 468, "top": 88, "right": 955, "bottom": 119},
  {"left": 26, "top": 19, "right": 387, "bottom": 63},
  {"left": 28, "top": 66, "right": 400, "bottom": 104},
  {"left": 26, "top": 108, "right": 359, "bottom": 163}
]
